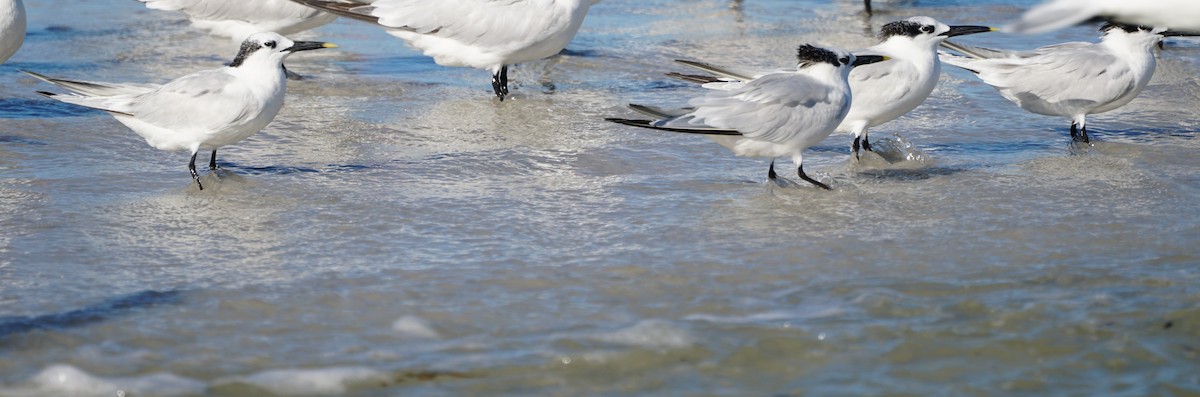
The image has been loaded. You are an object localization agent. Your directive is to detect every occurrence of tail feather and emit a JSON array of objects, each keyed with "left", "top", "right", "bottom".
[
  {"left": 605, "top": 117, "right": 742, "bottom": 136},
  {"left": 674, "top": 59, "right": 756, "bottom": 81},
  {"left": 288, "top": 0, "right": 382, "bottom": 25},
  {"left": 39, "top": 92, "right": 135, "bottom": 116},
  {"left": 21, "top": 70, "right": 158, "bottom": 97},
  {"left": 1003, "top": 0, "right": 1097, "bottom": 34},
  {"left": 628, "top": 103, "right": 690, "bottom": 118},
  {"left": 937, "top": 50, "right": 982, "bottom": 74},
  {"left": 939, "top": 40, "right": 1011, "bottom": 60},
  {"left": 665, "top": 72, "right": 722, "bottom": 85}
]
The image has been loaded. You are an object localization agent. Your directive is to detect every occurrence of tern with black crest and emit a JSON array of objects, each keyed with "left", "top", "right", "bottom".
[
  {"left": 940, "top": 23, "right": 1196, "bottom": 144},
  {"left": 23, "top": 32, "right": 336, "bottom": 190},
  {"left": 607, "top": 45, "right": 887, "bottom": 190},
  {"left": 669, "top": 17, "right": 993, "bottom": 160}
]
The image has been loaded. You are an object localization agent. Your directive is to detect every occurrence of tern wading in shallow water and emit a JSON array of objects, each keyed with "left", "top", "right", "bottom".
[
  {"left": 1007, "top": 0, "right": 1200, "bottom": 35},
  {"left": 23, "top": 32, "right": 336, "bottom": 190},
  {"left": 669, "top": 17, "right": 993, "bottom": 160},
  {"left": 0, "top": 0, "right": 24, "bottom": 64},
  {"left": 606, "top": 45, "right": 887, "bottom": 190},
  {"left": 940, "top": 23, "right": 1196, "bottom": 144},
  {"left": 287, "top": 0, "right": 601, "bottom": 101}
]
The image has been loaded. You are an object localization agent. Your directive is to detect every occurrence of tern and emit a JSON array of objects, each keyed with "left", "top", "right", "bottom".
[
  {"left": 288, "top": 0, "right": 601, "bottom": 101},
  {"left": 138, "top": 0, "right": 338, "bottom": 41},
  {"left": 940, "top": 23, "right": 1194, "bottom": 144},
  {"left": 1007, "top": 0, "right": 1200, "bottom": 35},
  {"left": 607, "top": 45, "right": 887, "bottom": 190},
  {"left": 1, "top": 0, "right": 23, "bottom": 64},
  {"left": 23, "top": 32, "right": 336, "bottom": 190},
  {"left": 668, "top": 17, "right": 993, "bottom": 159}
]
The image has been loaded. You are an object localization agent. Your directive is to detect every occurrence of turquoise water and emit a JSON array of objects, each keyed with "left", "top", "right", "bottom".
[{"left": 1, "top": 0, "right": 1199, "bottom": 395}]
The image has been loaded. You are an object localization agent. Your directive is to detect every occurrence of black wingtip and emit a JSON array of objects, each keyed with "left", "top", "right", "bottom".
[
  {"left": 289, "top": 0, "right": 382, "bottom": 25},
  {"left": 35, "top": 91, "right": 57, "bottom": 98},
  {"left": 605, "top": 117, "right": 652, "bottom": 127},
  {"left": 665, "top": 72, "right": 721, "bottom": 84},
  {"left": 606, "top": 117, "right": 743, "bottom": 136}
]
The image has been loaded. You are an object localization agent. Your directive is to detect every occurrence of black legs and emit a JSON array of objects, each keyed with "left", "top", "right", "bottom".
[
  {"left": 798, "top": 164, "right": 831, "bottom": 190},
  {"left": 189, "top": 151, "right": 204, "bottom": 191},
  {"left": 851, "top": 134, "right": 874, "bottom": 160},
  {"left": 1070, "top": 121, "right": 1091, "bottom": 143},
  {"left": 187, "top": 149, "right": 220, "bottom": 190},
  {"left": 768, "top": 160, "right": 831, "bottom": 190},
  {"left": 491, "top": 65, "right": 510, "bottom": 101},
  {"left": 863, "top": 0, "right": 872, "bottom": 16}
]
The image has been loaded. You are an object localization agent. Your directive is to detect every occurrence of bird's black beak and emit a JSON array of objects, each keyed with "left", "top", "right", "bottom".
[
  {"left": 852, "top": 55, "right": 889, "bottom": 67},
  {"left": 285, "top": 41, "right": 338, "bottom": 52},
  {"left": 1160, "top": 30, "right": 1200, "bottom": 37},
  {"left": 943, "top": 25, "right": 996, "bottom": 37}
]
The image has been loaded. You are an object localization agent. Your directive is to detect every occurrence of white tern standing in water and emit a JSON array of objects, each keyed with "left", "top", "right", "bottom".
[
  {"left": 670, "top": 17, "right": 993, "bottom": 160},
  {"left": 287, "top": 0, "right": 601, "bottom": 101},
  {"left": 607, "top": 45, "right": 887, "bottom": 190},
  {"left": 23, "top": 32, "right": 337, "bottom": 190},
  {"left": 0, "top": 0, "right": 24, "bottom": 64},
  {"left": 940, "top": 23, "right": 1196, "bottom": 144},
  {"left": 1007, "top": 0, "right": 1200, "bottom": 35}
]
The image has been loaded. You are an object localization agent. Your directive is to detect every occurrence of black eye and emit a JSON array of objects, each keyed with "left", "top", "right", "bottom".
[
  {"left": 264, "top": 40, "right": 277, "bottom": 49},
  {"left": 921, "top": 25, "right": 935, "bottom": 33},
  {"left": 839, "top": 57, "right": 850, "bottom": 65}
]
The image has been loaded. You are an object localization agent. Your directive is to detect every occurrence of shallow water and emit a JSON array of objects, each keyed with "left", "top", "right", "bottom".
[{"left": 2, "top": 0, "right": 1200, "bottom": 395}]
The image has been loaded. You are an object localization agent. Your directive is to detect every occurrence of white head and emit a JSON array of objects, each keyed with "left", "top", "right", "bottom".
[
  {"left": 877, "top": 17, "right": 994, "bottom": 49},
  {"left": 1098, "top": 22, "right": 1199, "bottom": 50},
  {"left": 227, "top": 32, "right": 336, "bottom": 70}
]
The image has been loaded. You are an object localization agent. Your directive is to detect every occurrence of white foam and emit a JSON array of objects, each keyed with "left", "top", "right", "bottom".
[
  {"left": 684, "top": 311, "right": 795, "bottom": 324},
  {"left": 216, "top": 367, "right": 389, "bottom": 395},
  {"left": 684, "top": 307, "right": 845, "bottom": 324},
  {"left": 0, "top": 364, "right": 206, "bottom": 397},
  {"left": 391, "top": 315, "right": 441, "bottom": 338},
  {"left": 589, "top": 320, "right": 694, "bottom": 349}
]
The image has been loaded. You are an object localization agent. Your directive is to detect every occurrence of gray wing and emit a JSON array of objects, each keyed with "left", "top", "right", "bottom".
[
  {"left": 673, "top": 60, "right": 766, "bottom": 81},
  {"left": 292, "top": 0, "right": 570, "bottom": 47},
  {"left": 130, "top": 70, "right": 259, "bottom": 133},
  {"left": 1004, "top": 0, "right": 1099, "bottom": 34},
  {"left": 141, "top": 0, "right": 326, "bottom": 21},
  {"left": 969, "top": 44, "right": 1133, "bottom": 105},
  {"left": 939, "top": 40, "right": 1019, "bottom": 60},
  {"left": 22, "top": 70, "right": 160, "bottom": 97},
  {"left": 376, "top": 0, "right": 576, "bottom": 47},
  {"left": 664, "top": 73, "right": 845, "bottom": 144}
]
